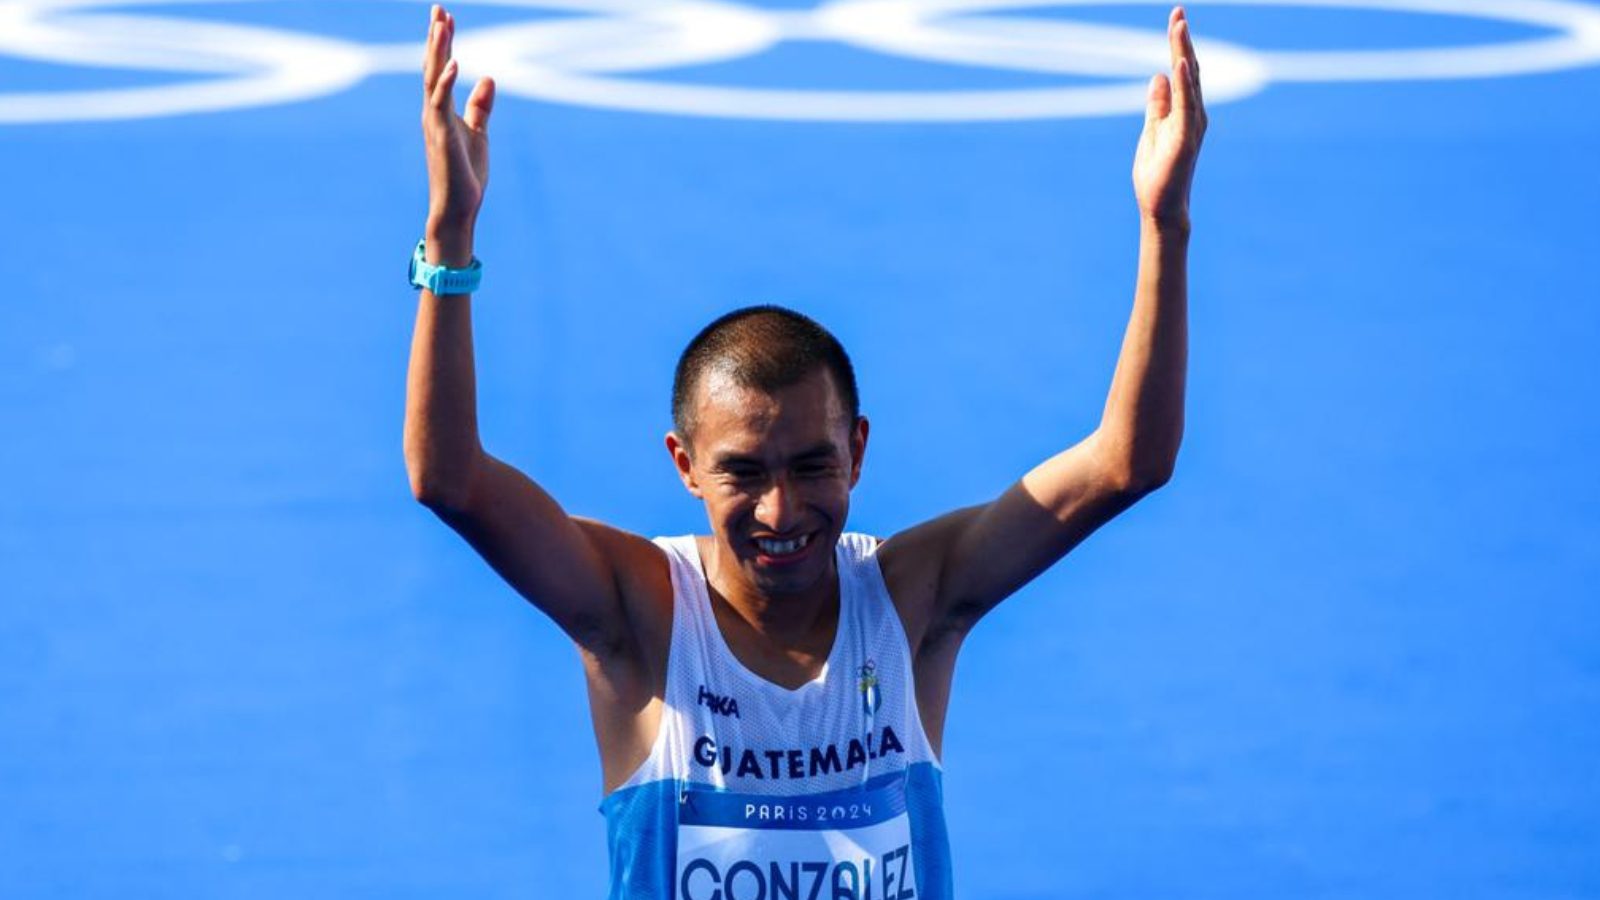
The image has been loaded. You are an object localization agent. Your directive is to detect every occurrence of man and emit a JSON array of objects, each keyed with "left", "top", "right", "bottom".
[{"left": 404, "top": 4, "right": 1204, "bottom": 896}]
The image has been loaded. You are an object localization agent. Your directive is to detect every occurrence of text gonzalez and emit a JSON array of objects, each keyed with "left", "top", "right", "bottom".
[
  {"left": 692, "top": 728, "right": 907, "bottom": 780},
  {"left": 680, "top": 846, "right": 917, "bottom": 900}
]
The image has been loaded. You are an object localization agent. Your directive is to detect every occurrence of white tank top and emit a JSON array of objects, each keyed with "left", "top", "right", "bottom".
[{"left": 599, "top": 532, "right": 954, "bottom": 899}]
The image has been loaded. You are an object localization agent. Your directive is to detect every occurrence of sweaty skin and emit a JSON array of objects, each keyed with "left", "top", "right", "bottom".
[
  {"left": 403, "top": 3, "right": 1204, "bottom": 792},
  {"left": 668, "top": 366, "right": 864, "bottom": 692}
]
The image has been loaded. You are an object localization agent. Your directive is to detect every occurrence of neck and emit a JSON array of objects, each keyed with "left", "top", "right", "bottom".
[{"left": 700, "top": 536, "right": 838, "bottom": 645}]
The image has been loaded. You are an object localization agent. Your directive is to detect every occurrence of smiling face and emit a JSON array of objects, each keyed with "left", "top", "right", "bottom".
[{"left": 667, "top": 365, "right": 868, "bottom": 600}]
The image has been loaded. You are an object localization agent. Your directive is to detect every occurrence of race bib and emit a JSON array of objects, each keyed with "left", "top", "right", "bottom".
[{"left": 676, "top": 773, "right": 919, "bottom": 900}]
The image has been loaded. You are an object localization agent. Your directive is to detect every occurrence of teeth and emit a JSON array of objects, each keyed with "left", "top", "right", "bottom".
[{"left": 757, "top": 533, "right": 811, "bottom": 556}]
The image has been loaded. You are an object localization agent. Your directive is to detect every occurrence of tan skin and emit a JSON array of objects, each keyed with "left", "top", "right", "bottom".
[
  {"left": 668, "top": 368, "right": 865, "bottom": 686},
  {"left": 406, "top": 4, "right": 1205, "bottom": 793}
]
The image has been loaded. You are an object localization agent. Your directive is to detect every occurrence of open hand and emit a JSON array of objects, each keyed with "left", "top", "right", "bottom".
[
  {"left": 422, "top": 4, "right": 495, "bottom": 251},
  {"left": 1133, "top": 7, "right": 1207, "bottom": 229}
]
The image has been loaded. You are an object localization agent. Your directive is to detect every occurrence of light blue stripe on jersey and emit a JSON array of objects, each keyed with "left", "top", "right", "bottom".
[
  {"left": 601, "top": 778, "right": 678, "bottom": 900},
  {"left": 903, "top": 762, "right": 954, "bottom": 897},
  {"left": 600, "top": 762, "right": 953, "bottom": 899}
]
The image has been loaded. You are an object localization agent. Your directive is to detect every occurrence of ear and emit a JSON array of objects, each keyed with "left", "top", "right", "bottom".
[
  {"left": 847, "top": 415, "right": 869, "bottom": 489},
  {"left": 665, "top": 430, "right": 704, "bottom": 499}
]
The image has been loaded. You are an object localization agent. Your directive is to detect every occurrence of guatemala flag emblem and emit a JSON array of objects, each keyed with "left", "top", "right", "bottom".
[{"left": 858, "top": 659, "right": 882, "bottom": 715}]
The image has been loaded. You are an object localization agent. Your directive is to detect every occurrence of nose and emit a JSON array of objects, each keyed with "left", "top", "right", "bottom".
[{"left": 755, "top": 475, "right": 803, "bottom": 534}]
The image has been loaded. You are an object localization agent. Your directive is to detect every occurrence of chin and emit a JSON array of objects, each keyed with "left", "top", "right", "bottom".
[{"left": 747, "top": 555, "right": 831, "bottom": 597}]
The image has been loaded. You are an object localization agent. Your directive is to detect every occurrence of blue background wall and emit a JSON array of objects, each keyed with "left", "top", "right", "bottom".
[{"left": 3, "top": 1, "right": 1597, "bottom": 896}]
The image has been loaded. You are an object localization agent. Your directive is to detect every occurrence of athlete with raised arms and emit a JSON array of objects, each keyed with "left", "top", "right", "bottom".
[{"left": 404, "top": 4, "right": 1205, "bottom": 896}]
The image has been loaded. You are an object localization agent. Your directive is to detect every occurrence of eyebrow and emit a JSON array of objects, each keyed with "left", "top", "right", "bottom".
[
  {"left": 792, "top": 442, "right": 839, "bottom": 461},
  {"left": 710, "top": 442, "right": 839, "bottom": 468}
]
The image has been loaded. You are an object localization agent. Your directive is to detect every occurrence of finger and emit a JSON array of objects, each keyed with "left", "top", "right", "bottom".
[
  {"left": 1173, "top": 57, "right": 1194, "bottom": 119},
  {"left": 1178, "top": 11, "right": 1198, "bottom": 75},
  {"left": 443, "top": 9, "right": 455, "bottom": 63},
  {"left": 1177, "top": 15, "right": 1202, "bottom": 102},
  {"left": 1145, "top": 72, "right": 1172, "bottom": 126},
  {"left": 1180, "top": 17, "right": 1205, "bottom": 113},
  {"left": 422, "top": 12, "right": 444, "bottom": 95},
  {"left": 1168, "top": 6, "right": 1184, "bottom": 75},
  {"left": 464, "top": 76, "right": 495, "bottom": 132},
  {"left": 430, "top": 58, "right": 459, "bottom": 114}
]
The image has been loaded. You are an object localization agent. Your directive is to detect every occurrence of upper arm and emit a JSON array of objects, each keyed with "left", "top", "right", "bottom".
[
  {"left": 880, "top": 430, "right": 1150, "bottom": 644},
  {"left": 422, "top": 449, "right": 666, "bottom": 661}
]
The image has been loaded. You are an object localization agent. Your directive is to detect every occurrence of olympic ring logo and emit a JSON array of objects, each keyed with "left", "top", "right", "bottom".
[{"left": 3, "top": 0, "right": 1599, "bottom": 123}]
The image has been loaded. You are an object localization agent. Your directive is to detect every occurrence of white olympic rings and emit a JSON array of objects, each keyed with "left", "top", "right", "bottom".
[{"left": 1, "top": 0, "right": 1599, "bottom": 123}]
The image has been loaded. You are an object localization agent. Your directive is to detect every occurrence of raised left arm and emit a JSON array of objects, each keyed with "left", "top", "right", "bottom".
[{"left": 880, "top": 6, "right": 1206, "bottom": 646}]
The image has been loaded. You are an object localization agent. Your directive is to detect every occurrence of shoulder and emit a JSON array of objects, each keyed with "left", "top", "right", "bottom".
[
  {"left": 871, "top": 506, "right": 988, "bottom": 649},
  {"left": 571, "top": 518, "right": 676, "bottom": 657},
  {"left": 836, "top": 530, "right": 884, "bottom": 562},
  {"left": 874, "top": 507, "right": 982, "bottom": 587},
  {"left": 572, "top": 518, "right": 674, "bottom": 585}
]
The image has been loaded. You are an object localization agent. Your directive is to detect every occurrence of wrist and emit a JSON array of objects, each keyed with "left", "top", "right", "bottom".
[
  {"left": 425, "top": 221, "right": 476, "bottom": 268},
  {"left": 1140, "top": 210, "right": 1191, "bottom": 239}
]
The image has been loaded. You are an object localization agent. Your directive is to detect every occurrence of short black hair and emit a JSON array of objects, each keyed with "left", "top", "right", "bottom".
[{"left": 671, "top": 305, "right": 859, "bottom": 448}]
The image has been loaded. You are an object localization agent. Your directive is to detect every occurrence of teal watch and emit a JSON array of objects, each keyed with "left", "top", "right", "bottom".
[{"left": 408, "top": 238, "right": 482, "bottom": 295}]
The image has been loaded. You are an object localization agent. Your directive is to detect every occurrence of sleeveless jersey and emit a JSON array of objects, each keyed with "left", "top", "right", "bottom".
[{"left": 600, "top": 532, "right": 953, "bottom": 899}]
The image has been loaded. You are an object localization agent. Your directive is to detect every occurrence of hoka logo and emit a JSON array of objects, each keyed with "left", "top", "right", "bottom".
[{"left": 697, "top": 685, "right": 741, "bottom": 719}]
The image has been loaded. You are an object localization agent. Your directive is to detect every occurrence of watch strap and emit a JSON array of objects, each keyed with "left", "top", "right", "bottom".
[{"left": 409, "top": 238, "right": 482, "bottom": 295}]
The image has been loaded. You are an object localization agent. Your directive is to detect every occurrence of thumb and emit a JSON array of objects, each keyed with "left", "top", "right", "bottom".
[
  {"left": 464, "top": 76, "right": 495, "bottom": 133},
  {"left": 1145, "top": 73, "right": 1172, "bottom": 128}
]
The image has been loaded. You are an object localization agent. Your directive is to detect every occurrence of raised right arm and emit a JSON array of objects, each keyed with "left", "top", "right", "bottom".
[
  {"left": 402, "top": 5, "right": 657, "bottom": 661},
  {"left": 404, "top": 283, "right": 637, "bottom": 655}
]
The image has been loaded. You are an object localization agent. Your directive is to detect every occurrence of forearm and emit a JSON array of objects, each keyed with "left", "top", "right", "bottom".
[
  {"left": 1096, "top": 215, "right": 1189, "bottom": 490},
  {"left": 403, "top": 224, "right": 485, "bottom": 506}
]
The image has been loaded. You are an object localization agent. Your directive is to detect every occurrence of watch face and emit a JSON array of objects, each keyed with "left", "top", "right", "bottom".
[{"left": 408, "top": 240, "right": 428, "bottom": 290}]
